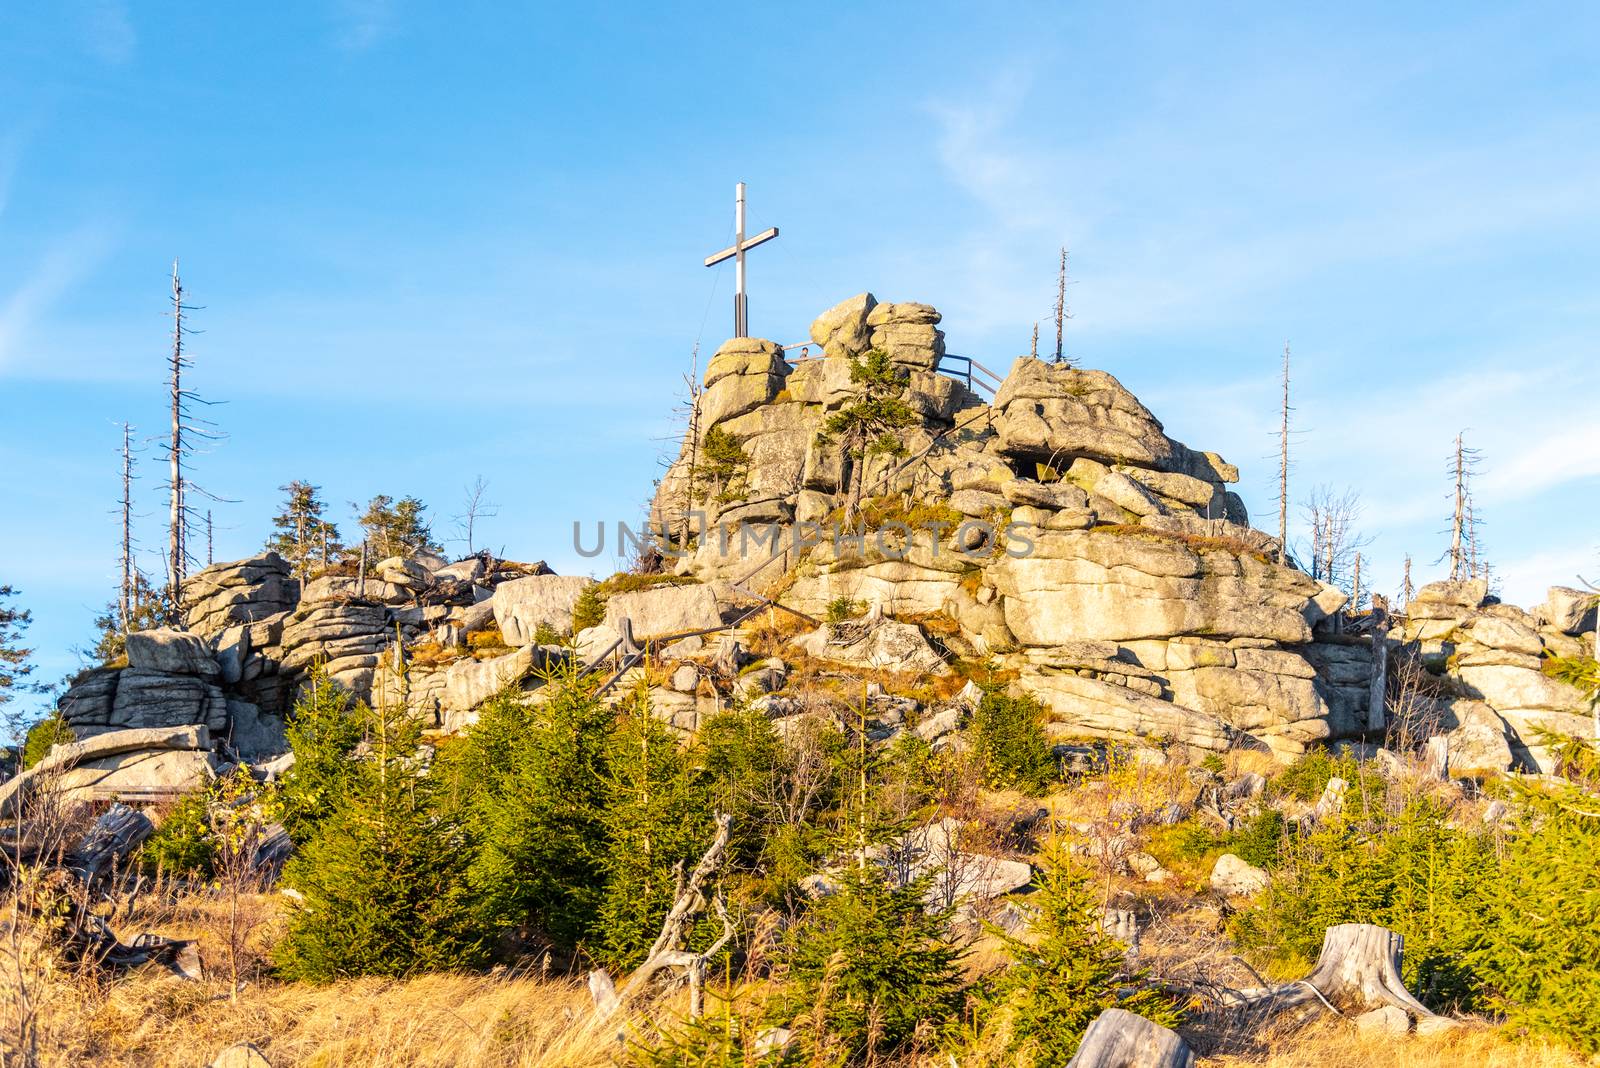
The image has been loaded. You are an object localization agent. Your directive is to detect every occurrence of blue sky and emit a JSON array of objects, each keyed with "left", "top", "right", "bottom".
[{"left": 2, "top": 2, "right": 1598, "bottom": 708}]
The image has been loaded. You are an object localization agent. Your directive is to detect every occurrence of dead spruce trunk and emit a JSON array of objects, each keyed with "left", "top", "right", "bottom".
[{"left": 1066, "top": 1009, "right": 1194, "bottom": 1068}]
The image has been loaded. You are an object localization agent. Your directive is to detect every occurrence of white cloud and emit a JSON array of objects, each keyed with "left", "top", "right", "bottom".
[
  {"left": 1480, "top": 424, "right": 1600, "bottom": 503},
  {"left": 0, "top": 228, "right": 114, "bottom": 374},
  {"left": 81, "top": 0, "right": 135, "bottom": 64},
  {"left": 332, "top": 0, "right": 393, "bottom": 52},
  {"left": 1494, "top": 543, "right": 1600, "bottom": 609}
]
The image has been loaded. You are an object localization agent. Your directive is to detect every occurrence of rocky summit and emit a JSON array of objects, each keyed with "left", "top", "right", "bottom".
[{"left": 46, "top": 293, "right": 1596, "bottom": 787}]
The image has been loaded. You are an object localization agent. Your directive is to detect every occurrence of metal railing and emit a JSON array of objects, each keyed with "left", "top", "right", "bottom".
[
  {"left": 937, "top": 354, "right": 1004, "bottom": 397},
  {"left": 770, "top": 339, "right": 1007, "bottom": 398}
]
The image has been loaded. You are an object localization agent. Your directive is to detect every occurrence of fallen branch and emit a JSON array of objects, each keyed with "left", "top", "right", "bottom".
[{"left": 591, "top": 812, "right": 734, "bottom": 1020}]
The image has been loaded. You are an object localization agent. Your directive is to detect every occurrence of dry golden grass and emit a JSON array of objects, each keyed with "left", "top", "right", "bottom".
[{"left": 1199, "top": 1020, "right": 1595, "bottom": 1068}]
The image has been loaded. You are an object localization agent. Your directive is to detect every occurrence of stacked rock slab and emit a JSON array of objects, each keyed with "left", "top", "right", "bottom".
[
  {"left": 59, "top": 629, "right": 228, "bottom": 740},
  {"left": 645, "top": 292, "right": 1370, "bottom": 761},
  {"left": 181, "top": 553, "right": 299, "bottom": 640},
  {"left": 1394, "top": 579, "right": 1595, "bottom": 772},
  {"left": 55, "top": 551, "right": 582, "bottom": 758}
]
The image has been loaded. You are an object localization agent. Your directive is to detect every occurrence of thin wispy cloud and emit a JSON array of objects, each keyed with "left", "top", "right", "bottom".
[
  {"left": 80, "top": 0, "right": 136, "bottom": 64},
  {"left": 332, "top": 0, "right": 394, "bottom": 52},
  {"left": 0, "top": 228, "right": 114, "bottom": 375}
]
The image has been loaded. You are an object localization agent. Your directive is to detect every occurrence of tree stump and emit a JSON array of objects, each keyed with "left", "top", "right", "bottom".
[
  {"left": 1066, "top": 1009, "right": 1194, "bottom": 1068},
  {"left": 1235, "top": 923, "right": 1455, "bottom": 1030},
  {"left": 1300, "top": 923, "right": 1442, "bottom": 1019}
]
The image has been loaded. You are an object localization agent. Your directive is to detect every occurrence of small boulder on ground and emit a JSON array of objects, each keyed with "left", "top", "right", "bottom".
[{"left": 1210, "top": 853, "right": 1270, "bottom": 896}]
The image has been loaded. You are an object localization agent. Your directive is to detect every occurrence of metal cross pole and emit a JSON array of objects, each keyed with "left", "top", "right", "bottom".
[{"left": 704, "top": 182, "right": 779, "bottom": 338}]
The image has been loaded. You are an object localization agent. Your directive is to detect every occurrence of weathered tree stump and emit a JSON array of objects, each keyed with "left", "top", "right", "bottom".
[
  {"left": 1066, "top": 1009, "right": 1195, "bottom": 1068},
  {"left": 1234, "top": 923, "right": 1455, "bottom": 1030}
]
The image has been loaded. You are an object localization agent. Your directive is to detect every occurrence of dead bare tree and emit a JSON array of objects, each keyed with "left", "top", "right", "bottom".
[
  {"left": 116, "top": 423, "right": 138, "bottom": 635},
  {"left": 1400, "top": 554, "right": 1414, "bottom": 609},
  {"left": 590, "top": 812, "right": 735, "bottom": 1020},
  {"left": 1053, "top": 247, "right": 1074, "bottom": 365},
  {"left": 453, "top": 476, "right": 499, "bottom": 555},
  {"left": 678, "top": 344, "right": 704, "bottom": 547},
  {"left": 1030, "top": 321, "right": 1039, "bottom": 360},
  {"left": 1443, "top": 432, "right": 1485, "bottom": 582},
  {"left": 1301, "top": 485, "right": 1371, "bottom": 595},
  {"left": 1277, "top": 342, "right": 1292, "bottom": 566},
  {"left": 162, "top": 260, "right": 226, "bottom": 624}
]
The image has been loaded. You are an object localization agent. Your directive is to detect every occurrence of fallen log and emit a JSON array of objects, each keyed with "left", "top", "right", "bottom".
[
  {"left": 1066, "top": 1009, "right": 1194, "bottom": 1068},
  {"left": 15, "top": 866, "right": 202, "bottom": 979}
]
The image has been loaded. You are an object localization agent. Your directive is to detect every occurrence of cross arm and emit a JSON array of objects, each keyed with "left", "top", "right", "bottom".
[{"left": 703, "top": 226, "right": 779, "bottom": 267}]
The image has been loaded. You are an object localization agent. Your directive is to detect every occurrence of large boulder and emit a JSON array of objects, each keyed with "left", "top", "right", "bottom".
[
  {"left": 1540, "top": 586, "right": 1598, "bottom": 636},
  {"left": 56, "top": 668, "right": 120, "bottom": 730},
  {"left": 809, "top": 293, "right": 877, "bottom": 359},
  {"left": 1428, "top": 701, "right": 1514, "bottom": 775},
  {"left": 109, "top": 670, "right": 227, "bottom": 734},
  {"left": 866, "top": 302, "right": 945, "bottom": 372},
  {"left": 1412, "top": 579, "right": 1490, "bottom": 611},
  {"left": 1211, "top": 853, "right": 1270, "bottom": 896},
  {"left": 803, "top": 619, "right": 951, "bottom": 675},
  {"left": 990, "top": 530, "right": 1319, "bottom": 645},
  {"left": 125, "top": 628, "right": 220, "bottom": 677},
  {"left": 442, "top": 645, "right": 563, "bottom": 715},
  {"left": 603, "top": 584, "right": 722, "bottom": 640},
  {"left": 54, "top": 748, "right": 218, "bottom": 802},
  {"left": 493, "top": 575, "right": 593, "bottom": 645},
  {"left": 992, "top": 358, "right": 1179, "bottom": 470},
  {"left": 1021, "top": 671, "right": 1240, "bottom": 754},
  {"left": 705, "top": 337, "right": 789, "bottom": 386},
  {"left": 0, "top": 725, "right": 212, "bottom": 817}
]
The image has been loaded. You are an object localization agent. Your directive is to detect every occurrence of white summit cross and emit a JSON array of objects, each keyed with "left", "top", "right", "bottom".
[{"left": 704, "top": 182, "right": 779, "bottom": 338}]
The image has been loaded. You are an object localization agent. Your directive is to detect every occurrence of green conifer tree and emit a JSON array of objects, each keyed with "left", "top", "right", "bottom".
[
  {"left": 357, "top": 494, "right": 440, "bottom": 559},
  {"left": 274, "top": 685, "right": 483, "bottom": 980},
  {"left": 445, "top": 672, "right": 613, "bottom": 949},
  {"left": 816, "top": 349, "right": 919, "bottom": 518},
  {"left": 267, "top": 480, "right": 343, "bottom": 578},
  {"left": 596, "top": 691, "right": 712, "bottom": 968},
  {"left": 21, "top": 710, "right": 74, "bottom": 770},
  {"left": 87, "top": 570, "right": 163, "bottom": 665},
  {"left": 970, "top": 686, "right": 1056, "bottom": 792},
  {"left": 0, "top": 584, "right": 37, "bottom": 736},
  {"left": 980, "top": 841, "right": 1182, "bottom": 1065},
  {"left": 279, "top": 665, "right": 367, "bottom": 841},
  {"left": 774, "top": 862, "right": 965, "bottom": 1061}
]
